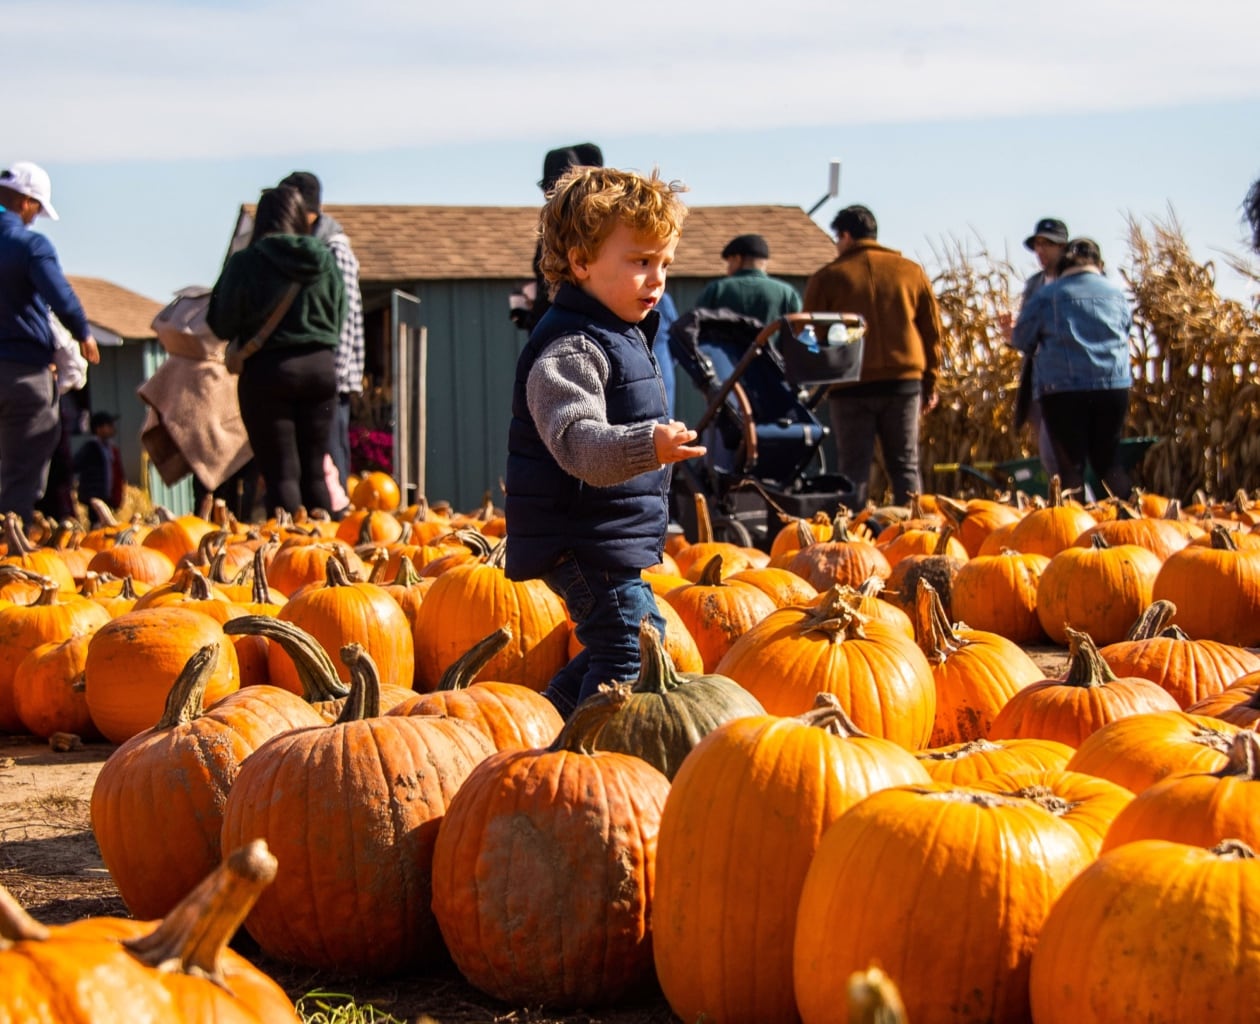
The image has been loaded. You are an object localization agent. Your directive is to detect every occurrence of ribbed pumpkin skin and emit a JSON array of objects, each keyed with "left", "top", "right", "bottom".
[
  {"left": 1005, "top": 501, "right": 1096, "bottom": 558},
  {"left": 221, "top": 714, "right": 494, "bottom": 976},
  {"left": 1151, "top": 535, "right": 1260, "bottom": 645},
  {"left": 663, "top": 561, "right": 779, "bottom": 673},
  {"left": 271, "top": 574, "right": 414, "bottom": 694},
  {"left": 793, "top": 785, "right": 1092, "bottom": 1024},
  {"left": 389, "top": 684, "right": 563, "bottom": 751},
  {"left": 971, "top": 767, "right": 1134, "bottom": 855},
  {"left": 989, "top": 630, "right": 1181, "bottom": 748},
  {"left": 12, "top": 636, "right": 97, "bottom": 739},
  {"left": 942, "top": 550, "right": 1050, "bottom": 644},
  {"left": 412, "top": 562, "right": 569, "bottom": 692},
  {"left": 653, "top": 708, "right": 929, "bottom": 1024},
  {"left": 1030, "top": 840, "right": 1260, "bottom": 1024},
  {"left": 430, "top": 747, "right": 669, "bottom": 1008},
  {"left": 1187, "top": 671, "right": 1260, "bottom": 727},
  {"left": 1100, "top": 635, "right": 1260, "bottom": 709},
  {"left": 1065, "top": 710, "right": 1238, "bottom": 793},
  {"left": 1035, "top": 542, "right": 1162, "bottom": 645},
  {"left": 84, "top": 608, "right": 240, "bottom": 744},
  {"left": 1099, "top": 733, "right": 1260, "bottom": 852},
  {"left": 715, "top": 599, "right": 936, "bottom": 750},
  {"left": 91, "top": 671, "right": 324, "bottom": 920},
  {"left": 0, "top": 592, "right": 109, "bottom": 732},
  {"left": 916, "top": 736, "right": 1076, "bottom": 786}
]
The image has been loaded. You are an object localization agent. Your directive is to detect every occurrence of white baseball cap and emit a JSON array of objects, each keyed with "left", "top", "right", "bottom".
[{"left": 0, "top": 162, "right": 58, "bottom": 220}]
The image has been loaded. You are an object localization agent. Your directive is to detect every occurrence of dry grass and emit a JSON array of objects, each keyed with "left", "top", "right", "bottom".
[{"left": 909, "top": 216, "right": 1260, "bottom": 503}]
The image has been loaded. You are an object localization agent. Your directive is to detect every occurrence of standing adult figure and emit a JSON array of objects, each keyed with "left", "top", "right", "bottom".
[
  {"left": 207, "top": 185, "right": 345, "bottom": 515},
  {"left": 1000, "top": 217, "right": 1069, "bottom": 476},
  {"left": 279, "top": 171, "right": 363, "bottom": 504},
  {"left": 802, "top": 205, "right": 942, "bottom": 507},
  {"left": 692, "top": 233, "right": 802, "bottom": 325},
  {"left": 1010, "top": 238, "right": 1133, "bottom": 496},
  {"left": 1246, "top": 174, "right": 1260, "bottom": 252},
  {"left": 0, "top": 162, "right": 99, "bottom": 525}
]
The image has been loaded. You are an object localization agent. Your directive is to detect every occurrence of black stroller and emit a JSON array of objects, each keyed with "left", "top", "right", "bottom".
[{"left": 667, "top": 308, "right": 866, "bottom": 550}]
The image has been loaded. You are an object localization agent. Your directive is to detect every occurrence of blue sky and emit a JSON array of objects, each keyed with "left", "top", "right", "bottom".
[{"left": 8, "top": 0, "right": 1260, "bottom": 304}]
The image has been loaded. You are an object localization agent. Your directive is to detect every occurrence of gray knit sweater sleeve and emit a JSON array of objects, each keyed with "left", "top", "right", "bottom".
[{"left": 525, "top": 333, "right": 662, "bottom": 487}]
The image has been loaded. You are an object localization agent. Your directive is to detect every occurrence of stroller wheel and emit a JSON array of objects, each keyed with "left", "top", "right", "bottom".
[{"left": 711, "top": 515, "right": 754, "bottom": 548}]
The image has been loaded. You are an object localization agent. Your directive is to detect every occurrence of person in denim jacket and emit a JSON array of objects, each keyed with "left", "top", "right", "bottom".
[{"left": 1010, "top": 237, "right": 1133, "bottom": 496}]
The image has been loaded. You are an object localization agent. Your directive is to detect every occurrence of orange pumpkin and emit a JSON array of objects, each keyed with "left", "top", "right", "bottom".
[
  {"left": 915, "top": 736, "right": 1076, "bottom": 786},
  {"left": 11, "top": 636, "right": 98, "bottom": 740},
  {"left": 1064, "top": 710, "right": 1238, "bottom": 793},
  {"left": 351, "top": 471, "right": 402, "bottom": 512},
  {"left": 663, "top": 554, "right": 778, "bottom": 672}
]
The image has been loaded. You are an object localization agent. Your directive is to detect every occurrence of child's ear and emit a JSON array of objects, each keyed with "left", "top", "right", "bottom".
[{"left": 568, "top": 246, "right": 590, "bottom": 281}]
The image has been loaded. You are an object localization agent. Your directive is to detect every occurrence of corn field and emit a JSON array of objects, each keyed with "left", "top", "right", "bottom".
[{"left": 919, "top": 214, "right": 1260, "bottom": 502}]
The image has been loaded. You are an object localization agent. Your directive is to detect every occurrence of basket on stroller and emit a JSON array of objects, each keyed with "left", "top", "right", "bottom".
[{"left": 667, "top": 308, "right": 866, "bottom": 550}]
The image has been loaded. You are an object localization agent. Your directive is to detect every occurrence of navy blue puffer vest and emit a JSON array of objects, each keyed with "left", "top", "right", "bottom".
[{"left": 505, "top": 283, "right": 668, "bottom": 581}]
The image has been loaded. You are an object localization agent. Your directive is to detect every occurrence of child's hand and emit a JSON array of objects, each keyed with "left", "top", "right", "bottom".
[{"left": 654, "top": 421, "right": 707, "bottom": 464}]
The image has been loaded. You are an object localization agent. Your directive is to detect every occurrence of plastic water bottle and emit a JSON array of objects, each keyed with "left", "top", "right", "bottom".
[{"left": 798, "top": 324, "right": 819, "bottom": 352}]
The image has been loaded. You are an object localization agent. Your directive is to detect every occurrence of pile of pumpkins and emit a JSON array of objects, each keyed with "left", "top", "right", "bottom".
[{"left": 2, "top": 473, "right": 1260, "bottom": 1023}]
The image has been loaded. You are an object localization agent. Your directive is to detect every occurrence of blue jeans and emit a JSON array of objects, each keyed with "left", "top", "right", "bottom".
[{"left": 541, "top": 552, "right": 666, "bottom": 717}]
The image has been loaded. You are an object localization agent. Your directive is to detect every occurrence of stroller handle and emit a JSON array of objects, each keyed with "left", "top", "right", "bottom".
[{"left": 695, "top": 312, "right": 866, "bottom": 436}]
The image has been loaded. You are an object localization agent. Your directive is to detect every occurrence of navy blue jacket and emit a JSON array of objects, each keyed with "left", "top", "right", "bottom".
[
  {"left": 505, "top": 283, "right": 669, "bottom": 580},
  {"left": 0, "top": 208, "right": 89, "bottom": 365}
]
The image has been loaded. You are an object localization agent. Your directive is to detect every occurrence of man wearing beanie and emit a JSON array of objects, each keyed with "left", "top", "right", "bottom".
[
  {"left": 0, "top": 161, "right": 100, "bottom": 524},
  {"left": 692, "top": 233, "right": 801, "bottom": 325},
  {"left": 279, "top": 171, "right": 364, "bottom": 501}
]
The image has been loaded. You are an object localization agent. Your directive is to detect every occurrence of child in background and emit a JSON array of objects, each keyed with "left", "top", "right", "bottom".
[{"left": 504, "top": 166, "right": 705, "bottom": 717}]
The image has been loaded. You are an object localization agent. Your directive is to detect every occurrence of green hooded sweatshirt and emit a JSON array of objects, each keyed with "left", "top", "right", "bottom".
[{"left": 207, "top": 234, "right": 346, "bottom": 352}]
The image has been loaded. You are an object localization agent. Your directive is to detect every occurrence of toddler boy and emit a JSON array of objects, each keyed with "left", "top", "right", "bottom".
[{"left": 505, "top": 166, "right": 705, "bottom": 716}]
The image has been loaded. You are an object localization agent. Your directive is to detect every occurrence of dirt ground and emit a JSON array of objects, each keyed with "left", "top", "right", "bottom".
[{"left": 0, "top": 645, "right": 1070, "bottom": 1022}]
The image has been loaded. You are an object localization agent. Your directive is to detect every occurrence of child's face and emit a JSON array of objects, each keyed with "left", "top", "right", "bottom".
[{"left": 570, "top": 222, "right": 678, "bottom": 324}]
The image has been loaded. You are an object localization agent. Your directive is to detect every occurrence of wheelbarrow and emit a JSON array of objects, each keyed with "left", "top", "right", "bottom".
[{"left": 934, "top": 436, "right": 1160, "bottom": 499}]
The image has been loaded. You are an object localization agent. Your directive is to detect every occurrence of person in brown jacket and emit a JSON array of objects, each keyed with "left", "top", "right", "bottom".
[{"left": 803, "top": 204, "right": 942, "bottom": 507}]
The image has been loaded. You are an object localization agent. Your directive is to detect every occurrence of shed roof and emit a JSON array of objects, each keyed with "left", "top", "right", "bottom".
[
  {"left": 290, "top": 204, "right": 837, "bottom": 284},
  {"left": 66, "top": 276, "right": 164, "bottom": 340}
]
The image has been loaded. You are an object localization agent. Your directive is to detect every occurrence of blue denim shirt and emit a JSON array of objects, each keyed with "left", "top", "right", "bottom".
[
  {"left": 1010, "top": 268, "right": 1132, "bottom": 399},
  {"left": 0, "top": 207, "right": 90, "bottom": 365}
]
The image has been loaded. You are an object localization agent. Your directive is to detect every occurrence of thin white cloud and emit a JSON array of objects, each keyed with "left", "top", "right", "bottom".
[{"left": 9, "top": 0, "right": 1260, "bottom": 161}]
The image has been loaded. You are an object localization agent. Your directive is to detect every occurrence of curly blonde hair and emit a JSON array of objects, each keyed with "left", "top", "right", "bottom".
[{"left": 537, "top": 166, "right": 688, "bottom": 289}]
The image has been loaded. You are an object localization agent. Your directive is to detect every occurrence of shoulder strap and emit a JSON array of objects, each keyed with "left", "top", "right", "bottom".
[{"left": 233, "top": 282, "right": 301, "bottom": 361}]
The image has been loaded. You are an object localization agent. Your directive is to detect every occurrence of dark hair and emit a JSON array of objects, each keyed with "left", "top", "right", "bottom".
[
  {"left": 1245, "top": 176, "right": 1260, "bottom": 253},
  {"left": 1057, "top": 237, "right": 1104, "bottom": 274},
  {"left": 279, "top": 171, "right": 321, "bottom": 213},
  {"left": 830, "top": 205, "right": 877, "bottom": 241},
  {"left": 250, "top": 185, "right": 309, "bottom": 243}
]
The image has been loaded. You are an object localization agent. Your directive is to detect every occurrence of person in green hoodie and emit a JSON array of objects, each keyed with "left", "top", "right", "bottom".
[{"left": 208, "top": 184, "right": 346, "bottom": 516}]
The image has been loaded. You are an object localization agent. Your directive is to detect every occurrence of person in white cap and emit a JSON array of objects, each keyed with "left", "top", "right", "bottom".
[{"left": 0, "top": 161, "right": 99, "bottom": 524}]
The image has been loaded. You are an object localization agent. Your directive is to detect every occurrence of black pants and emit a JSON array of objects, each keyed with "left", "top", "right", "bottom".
[
  {"left": 236, "top": 345, "right": 336, "bottom": 516},
  {"left": 1039, "top": 388, "right": 1131, "bottom": 496}
]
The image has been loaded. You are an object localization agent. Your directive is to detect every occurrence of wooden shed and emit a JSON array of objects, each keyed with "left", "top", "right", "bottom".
[
  {"left": 247, "top": 202, "right": 837, "bottom": 511},
  {"left": 62, "top": 277, "right": 191, "bottom": 508}
]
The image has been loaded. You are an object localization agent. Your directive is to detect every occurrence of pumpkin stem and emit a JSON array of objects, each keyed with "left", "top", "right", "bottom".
[
  {"left": 914, "top": 737, "right": 1002, "bottom": 764},
  {"left": 1062, "top": 627, "right": 1118, "bottom": 687},
  {"left": 3, "top": 512, "right": 36, "bottom": 555},
  {"left": 250, "top": 545, "right": 276, "bottom": 606},
  {"left": 221, "top": 615, "right": 349, "bottom": 701},
  {"left": 798, "top": 691, "right": 872, "bottom": 738},
  {"left": 1209, "top": 839, "right": 1257, "bottom": 860},
  {"left": 633, "top": 617, "right": 682, "bottom": 697},
  {"left": 1089, "top": 532, "right": 1110, "bottom": 550},
  {"left": 910, "top": 577, "right": 963, "bottom": 664},
  {"left": 365, "top": 546, "right": 390, "bottom": 584},
  {"left": 846, "top": 966, "right": 907, "bottom": 1024},
  {"left": 391, "top": 553, "right": 423, "bottom": 588},
  {"left": 1209, "top": 524, "right": 1240, "bottom": 551},
  {"left": 1123, "top": 600, "right": 1177, "bottom": 641},
  {"left": 0, "top": 883, "right": 51, "bottom": 943},
  {"left": 805, "top": 586, "right": 870, "bottom": 641},
  {"left": 123, "top": 839, "right": 278, "bottom": 985},
  {"left": 154, "top": 644, "right": 220, "bottom": 730},
  {"left": 336, "top": 643, "right": 382, "bottom": 722},
  {"left": 437, "top": 628, "right": 512, "bottom": 692},
  {"left": 88, "top": 497, "right": 119, "bottom": 527},
  {"left": 697, "top": 553, "right": 726, "bottom": 586},
  {"left": 323, "top": 552, "right": 355, "bottom": 588},
  {"left": 1213, "top": 731, "right": 1260, "bottom": 780},
  {"left": 549, "top": 685, "right": 632, "bottom": 754},
  {"left": 693, "top": 493, "right": 715, "bottom": 544}
]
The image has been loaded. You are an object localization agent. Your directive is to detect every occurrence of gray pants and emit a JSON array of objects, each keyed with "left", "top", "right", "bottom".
[
  {"left": 0, "top": 361, "right": 59, "bottom": 525},
  {"left": 328, "top": 392, "right": 352, "bottom": 489},
  {"left": 828, "top": 389, "right": 922, "bottom": 507}
]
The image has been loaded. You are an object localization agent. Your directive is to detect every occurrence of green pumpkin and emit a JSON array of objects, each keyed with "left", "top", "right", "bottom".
[{"left": 564, "top": 619, "right": 766, "bottom": 779}]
